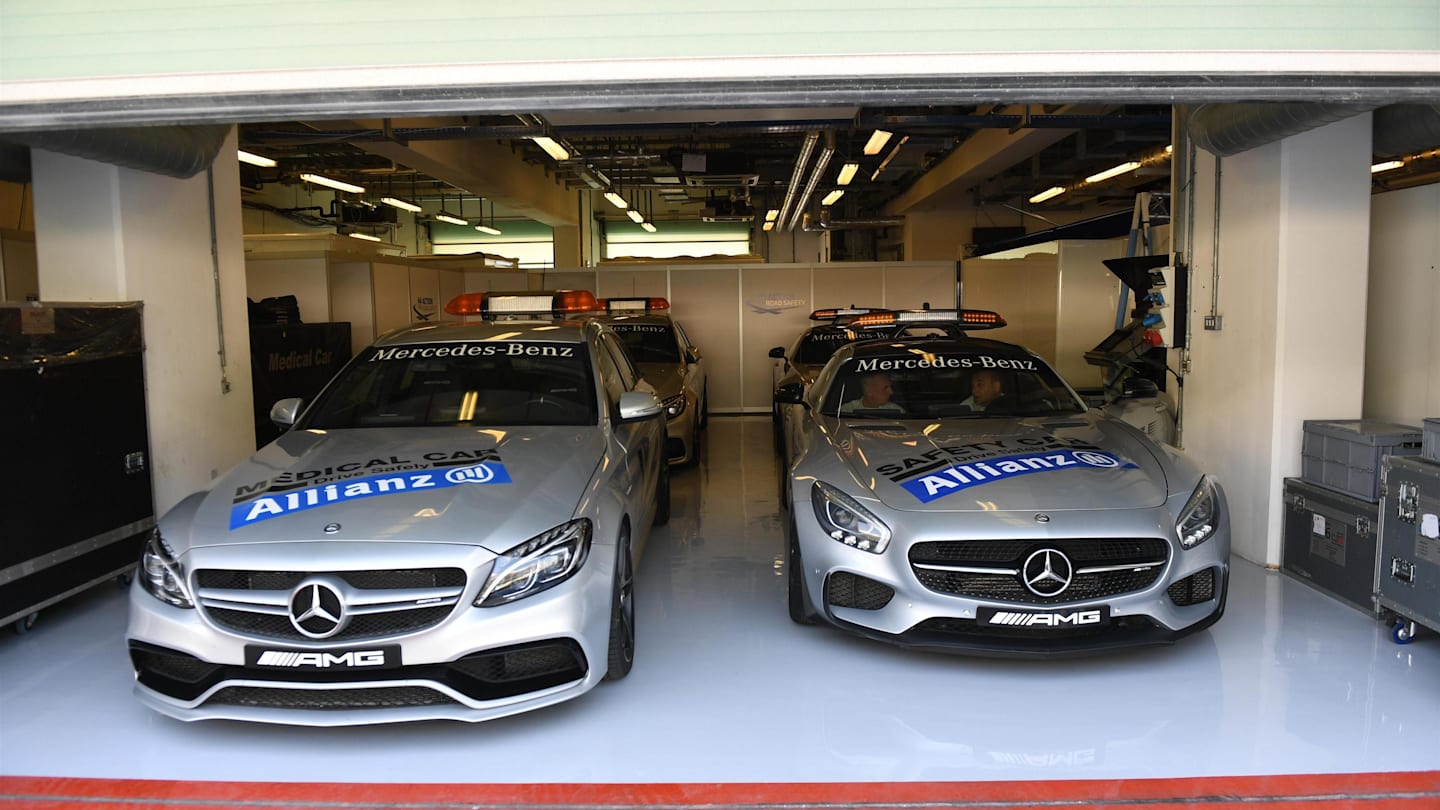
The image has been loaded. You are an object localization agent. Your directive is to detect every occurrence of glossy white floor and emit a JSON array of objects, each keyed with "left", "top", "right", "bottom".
[{"left": 2, "top": 416, "right": 1438, "bottom": 786}]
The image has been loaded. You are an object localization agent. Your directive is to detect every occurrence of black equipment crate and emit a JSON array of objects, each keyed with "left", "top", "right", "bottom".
[
  {"left": 0, "top": 302, "right": 154, "bottom": 629},
  {"left": 1423, "top": 417, "right": 1440, "bottom": 464},
  {"left": 1281, "top": 478, "right": 1382, "bottom": 616},
  {"left": 1377, "top": 456, "right": 1440, "bottom": 639},
  {"left": 1301, "top": 419, "right": 1421, "bottom": 502}
]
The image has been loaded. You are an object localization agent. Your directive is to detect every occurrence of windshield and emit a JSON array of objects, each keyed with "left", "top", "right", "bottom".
[
  {"left": 795, "top": 329, "right": 856, "bottom": 365},
  {"left": 303, "top": 341, "right": 598, "bottom": 428},
  {"left": 609, "top": 323, "right": 681, "bottom": 364},
  {"left": 820, "top": 352, "right": 1085, "bottom": 419}
]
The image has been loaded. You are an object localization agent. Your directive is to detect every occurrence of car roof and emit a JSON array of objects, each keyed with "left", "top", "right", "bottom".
[
  {"left": 373, "top": 319, "right": 592, "bottom": 347},
  {"left": 596, "top": 313, "right": 674, "bottom": 327}
]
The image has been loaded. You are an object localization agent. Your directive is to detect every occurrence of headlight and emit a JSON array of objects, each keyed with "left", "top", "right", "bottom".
[
  {"left": 475, "top": 519, "right": 592, "bottom": 607},
  {"left": 811, "top": 481, "right": 892, "bottom": 554},
  {"left": 662, "top": 393, "right": 687, "bottom": 419},
  {"left": 1177, "top": 476, "right": 1220, "bottom": 549},
  {"left": 139, "top": 530, "right": 193, "bottom": 608}
]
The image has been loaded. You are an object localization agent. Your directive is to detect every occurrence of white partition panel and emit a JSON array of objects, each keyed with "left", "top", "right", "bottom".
[
  {"left": 1056, "top": 240, "right": 1126, "bottom": 388},
  {"left": 741, "top": 265, "right": 815, "bottom": 408},
  {"left": 372, "top": 262, "right": 411, "bottom": 337},
  {"left": 328, "top": 261, "right": 374, "bottom": 356},
  {"left": 409, "top": 266, "right": 440, "bottom": 324},
  {"left": 246, "top": 257, "right": 330, "bottom": 323},
  {"left": 961, "top": 254, "right": 1061, "bottom": 367},
  {"left": 597, "top": 268, "right": 669, "bottom": 300},
  {"left": 811, "top": 265, "right": 885, "bottom": 310},
  {"left": 883, "top": 262, "right": 956, "bottom": 309},
  {"left": 669, "top": 267, "right": 743, "bottom": 412}
]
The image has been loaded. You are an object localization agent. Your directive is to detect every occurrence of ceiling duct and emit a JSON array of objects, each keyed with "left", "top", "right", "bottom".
[
  {"left": 0, "top": 124, "right": 229, "bottom": 179},
  {"left": 1373, "top": 104, "right": 1440, "bottom": 158},
  {"left": 1187, "top": 103, "right": 1375, "bottom": 158},
  {"left": 801, "top": 211, "right": 903, "bottom": 232}
]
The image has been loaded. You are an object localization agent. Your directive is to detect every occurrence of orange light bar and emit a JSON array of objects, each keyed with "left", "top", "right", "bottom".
[
  {"left": 849, "top": 313, "right": 898, "bottom": 327},
  {"left": 445, "top": 292, "right": 487, "bottom": 316},
  {"left": 809, "top": 307, "right": 879, "bottom": 321},
  {"left": 960, "top": 309, "right": 1006, "bottom": 328},
  {"left": 552, "top": 290, "right": 602, "bottom": 314},
  {"left": 602, "top": 296, "right": 670, "bottom": 313}
]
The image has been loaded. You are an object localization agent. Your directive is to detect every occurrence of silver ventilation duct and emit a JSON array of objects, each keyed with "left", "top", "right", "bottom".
[
  {"left": 1187, "top": 103, "right": 1374, "bottom": 158},
  {"left": 801, "top": 211, "right": 903, "bottom": 232},
  {"left": 0, "top": 124, "right": 229, "bottom": 179},
  {"left": 1373, "top": 104, "right": 1440, "bottom": 158}
]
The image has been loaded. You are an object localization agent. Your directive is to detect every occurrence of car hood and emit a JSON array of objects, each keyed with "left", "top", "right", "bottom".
[
  {"left": 180, "top": 426, "right": 605, "bottom": 552},
  {"left": 827, "top": 415, "right": 1168, "bottom": 512},
  {"left": 637, "top": 362, "right": 685, "bottom": 399}
]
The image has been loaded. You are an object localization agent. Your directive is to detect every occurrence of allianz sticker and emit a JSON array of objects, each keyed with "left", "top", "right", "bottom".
[
  {"left": 899, "top": 449, "right": 1135, "bottom": 504},
  {"left": 229, "top": 459, "right": 511, "bottom": 530},
  {"left": 232, "top": 450, "right": 499, "bottom": 502},
  {"left": 878, "top": 437, "right": 1095, "bottom": 483}
]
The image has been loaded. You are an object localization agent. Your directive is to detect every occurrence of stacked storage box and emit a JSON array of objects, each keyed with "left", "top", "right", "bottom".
[
  {"left": 1378, "top": 426, "right": 1440, "bottom": 643},
  {"left": 1282, "top": 420, "right": 1422, "bottom": 615}
]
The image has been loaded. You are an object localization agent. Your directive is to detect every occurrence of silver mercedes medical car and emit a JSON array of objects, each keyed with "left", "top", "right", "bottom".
[
  {"left": 597, "top": 298, "right": 707, "bottom": 466},
  {"left": 128, "top": 291, "right": 669, "bottom": 725},
  {"left": 778, "top": 320, "right": 1229, "bottom": 656}
]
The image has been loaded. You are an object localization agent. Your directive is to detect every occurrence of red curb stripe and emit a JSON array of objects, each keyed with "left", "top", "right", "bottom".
[{"left": 2, "top": 771, "right": 1437, "bottom": 807}]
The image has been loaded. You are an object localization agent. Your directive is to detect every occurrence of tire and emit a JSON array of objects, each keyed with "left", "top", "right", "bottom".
[
  {"left": 605, "top": 528, "right": 636, "bottom": 680},
  {"left": 787, "top": 524, "right": 818, "bottom": 625},
  {"left": 653, "top": 454, "right": 671, "bottom": 527}
]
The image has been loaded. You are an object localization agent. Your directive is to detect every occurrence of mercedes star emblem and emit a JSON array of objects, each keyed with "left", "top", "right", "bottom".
[
  {"left": 1034, "top": 513, "right": 1051, "bottom": 523},
  {"left": 289, "top": 581, "right": 346, "bottom": 638},
  {"left": 1022, "top": 549, "right": 1074, "bottom": 597},
  {"left": 323, "top": 523, "right": 341, "bottom": 534}
]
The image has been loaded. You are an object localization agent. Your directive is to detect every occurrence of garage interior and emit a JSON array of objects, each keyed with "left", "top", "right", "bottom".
[{"left": 2, "top": 3, "right": 1440, "bottom": 807}]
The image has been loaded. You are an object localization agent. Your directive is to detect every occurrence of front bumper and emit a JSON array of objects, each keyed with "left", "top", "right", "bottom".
[
  {"left": 665, "top": 401, "right": 699, "bottom": 465},
  {"left": 126, "top": 541, "right": 616, "bottom": 725},
  {"left": 791, "top": 494, "right": 1231, "bottom": 658}
]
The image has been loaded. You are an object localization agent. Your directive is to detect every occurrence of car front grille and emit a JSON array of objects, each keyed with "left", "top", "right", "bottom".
[
  {"left": 193, "top": 567, "right": 467, "bottom": 642},
  {"left": 208, "top": 686, "right": 459, "bottom": 710},
  {"left": 909, "top": 538, "right": 1169, "bottom": 605},
  {"left": 1168, "top": 567, "right": 1217, "bottom": 606},
  {"left": 825, "top": 572, "right": 894, "bottom": 610}
]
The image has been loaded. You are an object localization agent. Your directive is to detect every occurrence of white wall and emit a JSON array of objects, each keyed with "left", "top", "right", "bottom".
[
  {"left": 1181, "top": 115, "right": 1372, "bottom": 566},
  {"left": 31, "top": 132, "right": 255, "bottom": 514},
  {"left": 1364, "top": 184, "right": 1440, "bottom": 425},
  {"left": 246, "top": 257, "right": 329, "bottom": 322}
]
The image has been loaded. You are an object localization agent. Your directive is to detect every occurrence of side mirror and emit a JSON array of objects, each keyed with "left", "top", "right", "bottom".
[
  {"left": 685, "top": 347, "right": 702, "bottom": 365},
  {"left": 270, "top": 397, "right": 304, "bottom": 429},
  {"left": 617, "top": 391, "right": 663, "bottom": 422},
  {"left": 774, "top": 383, "right": 806, "bottom": 405},
  {"left": 768, "top": 346, "right": 786, "bottom": 359}
]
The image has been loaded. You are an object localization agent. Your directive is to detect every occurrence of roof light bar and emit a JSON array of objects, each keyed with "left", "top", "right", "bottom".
[
  {"left": 444, "top": 290, "right": 601, "bottom": 319},
  {"left": 300, "top": 173, "right": 364, "bottom": 194},
  {"left": 237, "top": 150, "right": 276, "bottom": 168},
  {"left": 603, "top": 297, "right": 670, "bottom": 313},
  {"left": 810, "top": 307, "right": 880, "bottom": 321}
]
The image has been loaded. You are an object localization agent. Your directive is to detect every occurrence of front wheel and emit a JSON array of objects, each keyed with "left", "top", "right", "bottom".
[{"left": 605, "top": 529, "right": 636, "bottom": 680}]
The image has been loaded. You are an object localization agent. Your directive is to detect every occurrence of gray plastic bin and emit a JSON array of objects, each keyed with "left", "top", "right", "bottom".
[{"left": 1301, "top": 419, "right": 1421, "bottom": 503}]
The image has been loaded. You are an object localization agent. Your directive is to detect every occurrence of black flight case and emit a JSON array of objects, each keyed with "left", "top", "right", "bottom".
[{"left": 1378, "top": 455, "right": 1440, "bottom": 644}]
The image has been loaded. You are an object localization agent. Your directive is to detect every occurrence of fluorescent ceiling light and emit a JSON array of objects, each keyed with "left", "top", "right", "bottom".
[
  {"left": 836, "top": 162, "right": 860, "bottom": 186},
  {"left": 237, "top": 150, "right": 276, "bottom": 168},
  {"left": 1165, "top": 144, "right": 1174, "bottom": 154},
  {"left": 474, "top": 224, "right": 503, "bottom": 235},
  {"left": 434, "top": 212, "right": 468, "bottom": 225},
  {"left": 654, "top": 176, "right": 682, "bottom": 184},
  {"left": 626, "top": 210, "right": 645, "bottom": 223},
  {"left": 380, "top": 196, "right": 422, "bottom": 213},
  {"left": 765, "top": 209, "right": 779, "bottom": 222},
  {"left": 762, "top": 221, "right": 775, "bottom": 232},
  {"left": 347, "top": 232, "right": 381, "bottom": 242},
  {"left": 530, "top": 136, "right": 570, "bottom": 161},
  {"left": 1028, "top": 186, "right": 1066, "bottom": 204},
  {"left": 821, "top": 189, "right": 845, "bottom": 206},
  {"left": 1085, "top": 161, "right": 1141, "bottom": 184},
  {"left": 1371, "top": 160, "right": 1405, "bottom": 174},
  {"left": 604, "top": 192, "right": 629, "bottom": 210},
  {"left": 863, "top": 130, "right": 893, "bottom": 156},
  {"left": 300, "top": 173, "right": 364, "bottom": 194},
  {"left": 640, "top": 222, "right": 657, "bottom": 233}
]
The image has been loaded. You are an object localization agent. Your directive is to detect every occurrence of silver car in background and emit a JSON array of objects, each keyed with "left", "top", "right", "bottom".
[
  {"left": 128, "top": 291, "right": 669, "bottom": 725},
  {"left": 598, "top": 297, "right": 707, "bottom": 466},
  {"left": 778, "top": 323, "right": 1228, "bottom": 656}
]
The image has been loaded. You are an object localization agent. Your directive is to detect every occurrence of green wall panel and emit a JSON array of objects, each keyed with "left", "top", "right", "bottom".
[{"left": 3, "top": 1, "right": 1437, "bottom": 83}]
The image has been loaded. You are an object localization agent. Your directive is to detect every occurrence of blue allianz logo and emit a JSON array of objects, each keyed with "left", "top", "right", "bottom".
[
  {"left": 230, "top": 463, "right": 511, "bottom": 529},
  {"left": 899, "top": 450, "right": 1134, "bottom": 503}
]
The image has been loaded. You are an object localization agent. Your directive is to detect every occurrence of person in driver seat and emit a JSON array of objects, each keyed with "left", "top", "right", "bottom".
[
  {"left": 960, "top": 368, "right": 1007, "bottom": 412},
  {"left": 841, "top": 371, "right": 904, "bottom": 414}
]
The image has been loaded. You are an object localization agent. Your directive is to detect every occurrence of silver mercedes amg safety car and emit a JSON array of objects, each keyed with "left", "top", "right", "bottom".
[
  {"left": 778, "top": 316, "right": 1228, "bottom": 656},
  {"left": 597, "top": 298, "right": 707, "bottom": 466},
  {"left": 128, "top": 291, "right": 669, "bottom": 725}
]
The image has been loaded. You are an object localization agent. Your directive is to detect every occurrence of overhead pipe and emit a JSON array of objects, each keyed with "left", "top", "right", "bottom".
[
  {"left": 774, "top": 131, "right": 819, "bottom": 234},
  {"left": 786, "top": 131, "right": 834, "bottom": 232},
  {"left": 801, "top": 211, "right": 903, "bottom": 232},
  {"left": 0, "top": 124, "right": 230, "bottom": 179},
  {"left": 1186, "top": 103, "right": 1374, "bottom": 158}
]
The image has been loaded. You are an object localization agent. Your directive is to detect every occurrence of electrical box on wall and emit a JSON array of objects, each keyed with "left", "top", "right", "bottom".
[{"left": 1154, "top": 262, "right": 1176, "bottom": 347}]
